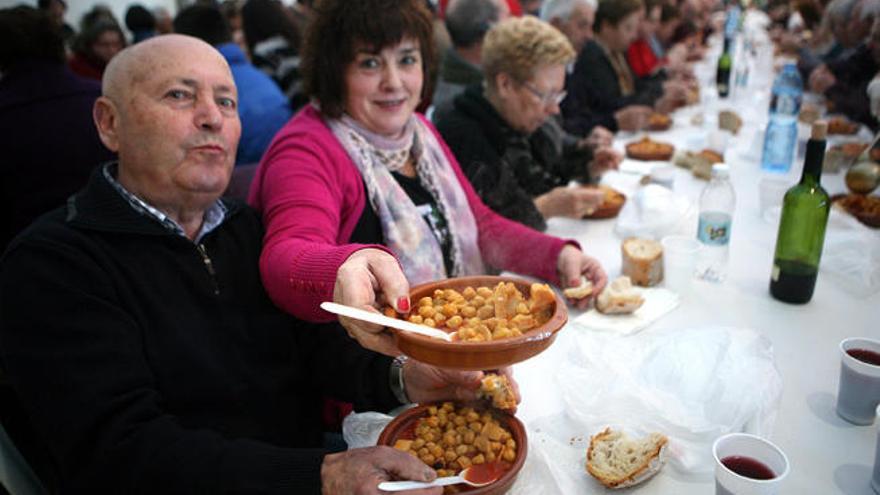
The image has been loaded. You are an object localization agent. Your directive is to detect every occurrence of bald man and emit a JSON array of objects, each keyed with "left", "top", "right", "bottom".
[{"left": 0, "top": 35, "right": 483, "bottom": 494}]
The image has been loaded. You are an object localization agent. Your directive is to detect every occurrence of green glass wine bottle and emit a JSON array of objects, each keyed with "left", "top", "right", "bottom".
[
  {"left": 769, "top": 121, "right": 830, "bottom": 304},
  {"left": 716, "top": 37, "right": 732, "bottom": 98}
]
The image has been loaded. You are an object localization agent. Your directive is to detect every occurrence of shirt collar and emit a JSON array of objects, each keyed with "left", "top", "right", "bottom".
[{"left": 102, "top": 163, "right": 227, "bottom": 243}]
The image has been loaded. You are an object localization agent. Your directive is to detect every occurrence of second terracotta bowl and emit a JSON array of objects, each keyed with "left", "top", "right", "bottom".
[{"left": 394, "top": 275, "right": 568, "bottom": 370}]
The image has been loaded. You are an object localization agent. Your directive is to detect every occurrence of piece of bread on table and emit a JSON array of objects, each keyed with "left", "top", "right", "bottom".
[
  {"left": 563, "top": 278, "right": 594, "bottom": 299},
  {"left": 621, "top": 238, "right": 663, "bottom": 287},
  {"left": 586, "top": 427, "right": 668, "bottom": 489},
  {"left": 479, "top": 373, "right": 517, "bottom": 411},
  {"left": 595, "top": 276, "right": 645, "bottom": 314}
]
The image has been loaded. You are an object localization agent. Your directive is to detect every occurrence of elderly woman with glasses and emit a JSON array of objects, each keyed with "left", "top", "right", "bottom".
[
  {"left": 249, "top": 0, "right": 608, "bottom": 359},
  {"left": 434, "top": 16, "right": 621, "bottom": 232}
]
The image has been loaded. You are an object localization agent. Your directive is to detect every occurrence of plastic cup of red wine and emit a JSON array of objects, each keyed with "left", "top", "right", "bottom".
[
  {"left": 873, "top": 404, "right": 880, "bottom": 494},
  {"left": 836, "top": 337, "right": 880, "bottom": 425},
  {"left": 713, "top": 433, "right": 789, "bottom": 495}
]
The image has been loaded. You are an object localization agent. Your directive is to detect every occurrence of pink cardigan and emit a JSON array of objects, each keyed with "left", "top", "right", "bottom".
[{"left": 248, "top": 106, "right": 571, "bottom": 322}]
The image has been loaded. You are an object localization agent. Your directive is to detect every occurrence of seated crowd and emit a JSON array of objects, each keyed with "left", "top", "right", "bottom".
[{"left": 1, "top": 0, "right": 879, "bottom": 493}]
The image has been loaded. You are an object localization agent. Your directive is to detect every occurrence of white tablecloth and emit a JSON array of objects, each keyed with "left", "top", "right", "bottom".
[{"left": 512, "top": 22, "right": 880, "bottom": 495}]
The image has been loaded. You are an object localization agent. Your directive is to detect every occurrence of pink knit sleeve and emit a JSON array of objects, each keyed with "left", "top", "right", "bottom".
[
  {"left": 421, "top": 116, "right": 580, "bottom": 286},
  {"left": 249, "top": 113, "right": 393, "bottom": 322}
]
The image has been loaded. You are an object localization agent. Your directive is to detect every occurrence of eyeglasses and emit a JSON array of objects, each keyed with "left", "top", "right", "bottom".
[{"left": 522, "top": 82, "right": 567, "bottom": 106}]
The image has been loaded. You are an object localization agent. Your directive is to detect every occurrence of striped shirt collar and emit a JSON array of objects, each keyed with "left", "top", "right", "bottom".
[{"left": 102, "top": 163, "right": 227, "bottom": 243}]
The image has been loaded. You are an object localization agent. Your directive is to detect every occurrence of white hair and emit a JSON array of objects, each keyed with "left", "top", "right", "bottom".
[{"left": 539, "top": 0, "right": 595, "bottom": 22}]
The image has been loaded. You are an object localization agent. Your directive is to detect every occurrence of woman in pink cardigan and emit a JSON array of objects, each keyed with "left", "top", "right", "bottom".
[{"left": 248, "top": 0, "right": 607, "bottom": 357}]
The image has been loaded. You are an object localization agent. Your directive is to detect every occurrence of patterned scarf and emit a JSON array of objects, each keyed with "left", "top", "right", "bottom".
[{"left": 327, "top": 113, "right": 485, "bottom": 285}]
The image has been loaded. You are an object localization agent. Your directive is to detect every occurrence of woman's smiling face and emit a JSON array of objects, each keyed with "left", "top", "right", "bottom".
[{"left": 343, "top": 38, "right": 424, "bottom": 137}]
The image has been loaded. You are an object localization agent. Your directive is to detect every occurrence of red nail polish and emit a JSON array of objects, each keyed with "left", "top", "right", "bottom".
[
  {"left": 397, "top": 296, "right": 410, "bottom": 313},
  {"left": 570, "top": 279, "right": 581, "bottom": 287}
]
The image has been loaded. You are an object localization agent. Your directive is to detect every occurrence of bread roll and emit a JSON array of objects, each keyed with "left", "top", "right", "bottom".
[
  {"left": 596, "top": 276, "right": 645, "bottom": 314},
  {"left": 563, "top": 278, "right": 594, "bottom": 299},
  {"left": 621, "top": 238, "right": 663, "bottom": 287},
  {"left": 586, "top": 427, "right": 668, "bottom": 489}
]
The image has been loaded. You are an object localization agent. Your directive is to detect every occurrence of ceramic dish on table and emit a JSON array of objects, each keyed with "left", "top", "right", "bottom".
[
  {"left": 582, "top": 185, "right": 626, "bottom": 219},
  {"left": 393, "top": 276, "right": 568, "bottom": 370},
  {"left": 831, "top": 193, "right": 880, "bottom": 228},
  {"left": 377, "top": 402, "right": 528, "bottom": 495}
]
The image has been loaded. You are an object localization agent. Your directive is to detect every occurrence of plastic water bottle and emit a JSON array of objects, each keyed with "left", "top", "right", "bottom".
[
  {"left": 696, "top": 164, "right": 736, "bottom": 283},
  {"left": 761, "top": 64, "right": 803, "bottom": 173}
]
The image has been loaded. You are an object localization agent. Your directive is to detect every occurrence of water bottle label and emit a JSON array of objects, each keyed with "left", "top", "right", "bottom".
[{"left": 698, "top": 212, "right": 732, "bottom": 246}]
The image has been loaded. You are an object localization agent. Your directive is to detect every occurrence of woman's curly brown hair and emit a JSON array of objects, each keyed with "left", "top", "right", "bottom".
[{"left": 301, "top": 0, "right": 436, "bottom": 118}]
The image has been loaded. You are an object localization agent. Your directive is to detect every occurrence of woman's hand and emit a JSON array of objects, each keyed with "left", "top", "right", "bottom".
[
  {"left": 333, "top": 248, "right": 410, "bottom": 356},
  {"left": 404, "top": 361, "right": 521, "bottom": 412},
  {"left": 534, "top": 187, "right": 605, "bottom": 219},
  {"left": 321, "top": 446, "right": 441, "bottom": 495},
  {"left": 580, "top": 126, "right": 614, "bottom": 150},
  {"left": 588, "top": 146, "right": 623, "bottom": 178},
  {"left": 556, "top": 244, "right": 608, "bottom": 309},
  {"left": 809, "top": 64, "right": 836, "bottom": 94}
]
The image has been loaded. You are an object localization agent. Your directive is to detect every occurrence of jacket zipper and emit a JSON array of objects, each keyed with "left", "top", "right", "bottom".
[{"left": 196, "top": 244, "right": 220, "bottom": 295}]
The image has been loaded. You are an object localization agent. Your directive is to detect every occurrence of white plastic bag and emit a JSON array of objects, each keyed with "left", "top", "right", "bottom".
[
  {"left": 821, "top": 209, "right": 880, "bottom": 297},
  {"left": 615, "top": 184, "right": 696, "bottom": 240},
  {"left": 529, "top": 326, "right": 782, "bottom": 486}
]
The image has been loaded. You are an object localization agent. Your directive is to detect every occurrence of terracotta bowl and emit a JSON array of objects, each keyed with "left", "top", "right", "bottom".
[
  {"left": 832, "top": 193, "right": 880, "bottom": 228},
  {"left": 377, "top": 403, "right": 528, "bottom": 495},
  {"left": 394, "top": 276, "right": 567, "bottom": 370},
  {"left": 582, "top": 186, "right": 626, "bottom": 220}
]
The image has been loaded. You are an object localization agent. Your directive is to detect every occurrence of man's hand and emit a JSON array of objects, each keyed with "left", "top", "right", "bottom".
[
  {"left": 321, "top": 446, "right": 441, "bottom": 495},
  {"left": 588, "top": 146, "right": 623, "bottom": 178},
  {"left": 614, "top": 105, "right": 652, "bottom": 131},
  {"left": 534, "top": 186, "right": 605, "bottom": 219},
  {"left": 556, "top": 244, "right": 608, "bottom": 309},
  {"left": 404, "top": 361, "right": 521, "bottom": 412},
  {"left": 333, "top": 249, "right": 410, "bottom": 356}
]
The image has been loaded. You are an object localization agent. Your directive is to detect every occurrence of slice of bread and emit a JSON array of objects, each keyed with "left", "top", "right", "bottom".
[
  {"left": 479, "top": 373, "right": 517, "bottom": 411},
  {"left": 563, "top": 278, "right": 594, "bottom": 300},
  {"left": 595, "top": 276, "right": 645, "bottom": 314},
  {"left": 621, "top": 238, "right": 663, "bottom": 287},
  {"left": 586, "top": 427, "right": 668, "bottom": 489}
]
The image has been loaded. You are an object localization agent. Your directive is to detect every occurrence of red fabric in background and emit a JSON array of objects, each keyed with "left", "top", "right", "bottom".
[
  {"left": 438, "top": 0, "right": 522, "bottom": 17},
  {"left": 627, "top": 39, "right": 660, "bottom": 78}
]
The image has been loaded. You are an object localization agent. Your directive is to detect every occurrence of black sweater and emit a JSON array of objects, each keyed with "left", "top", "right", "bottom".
[
  {"left": 435, "top": 85, "right": 593, "bottom": 231},
  {"left": 0, "top": 168, "right": 398, "bottom": 494},
  {"left": 561, "top": 40, "right": 664, "bottom": 135}
]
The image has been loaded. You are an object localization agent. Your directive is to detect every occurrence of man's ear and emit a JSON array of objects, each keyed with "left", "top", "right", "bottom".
[{"left": 93, "top": 97, "right": 121, "bottom": 152}]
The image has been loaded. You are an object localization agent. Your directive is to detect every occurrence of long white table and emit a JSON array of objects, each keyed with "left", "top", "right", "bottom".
[{"left": 513, "top": 24, "right": 880, "bottom": 495}]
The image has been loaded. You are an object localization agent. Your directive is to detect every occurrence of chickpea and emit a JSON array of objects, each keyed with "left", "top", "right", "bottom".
[
  {"left": 433, "top": 289, "right": 444, "bottom": 299},
  {"left": 418, "top": 447, "right": 429, "bottom": 457},
  {"left": 446, "top": 315, "right": 463, "bottom": 329},
  {"left": 486, "top": 451, "right": 496, "bottom": 462},
  {"left": 408, "top": 315, "right": 423, "bottom": 324},
  {"left": 423, "top": 318, "right": 436, "bottom": 328},
  {"left": 441, "top": 303, "right": 458, "bottom": 317},
  {"left": 419, "top": 296, "right": 433, "bottom": 307},
  {"left": 422, "top": 453, "right": 436, "bottom": 465},
  {"left": 516, "top": 302, "right": 529, "bottom": 315},
  {"left": 462, "top": 287, "right": 476, "bottom": 299},
  {"left": 477, "top": 287, "right": 493, "bottom": 298},
  {"left": 477, "top": 305, "right": 494, "bottom": 319},
  {"left": 506, "top": 438, "right": 516, "bottom": 449},
  {"left": 445, "top": 450, "right": 457, "bottom": 462},
  {"left": 418, "top": 305, "right": 436, "bottom": 318},
  {"left": 502, "top": 448, "right": 516, "bottom": 462},
  {"left": 465, "top": 410, "right": 479, "bottom": 422},
  {"left": 472, "top": 454, "right": 486, "bottom": 465},
  {"left": 458, "top": 456, "right": 472, "bottom": 469},
  {"left": 412, "top": 438, "right": 425, "bottom": 450},
  {"left": 455, "top": 444, "right": 468, "bottom": 456},
  {"left": 433, "top": 312, "right": 447, "bottom": 324},
  {"left": 463, "top": 431, "right": 475, "bottom": 444},
  {"left": 461, "top": 306, "right": 477, "bottom": 318},
  {"left": 471, "top": 295, "right": 485, "bottom": 307}
]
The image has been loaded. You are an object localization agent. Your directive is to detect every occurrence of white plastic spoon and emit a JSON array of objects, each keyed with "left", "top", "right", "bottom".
[
  {"left": 320, "top": 302, "right": 453, "bottom": 342},
  {"left": 376, "top": 465, "right": 498, "bottom": 491}
]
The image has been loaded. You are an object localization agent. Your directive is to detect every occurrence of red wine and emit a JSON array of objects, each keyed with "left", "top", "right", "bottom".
[
  {"left": 721, "top": 455, "right": 776, "bottom": 480},
  {"left": 847, "top": 348, "right": 880, "bottom": 366},
  {"left": 770, "top": 259, "right": 818, "bottom": 304}
]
